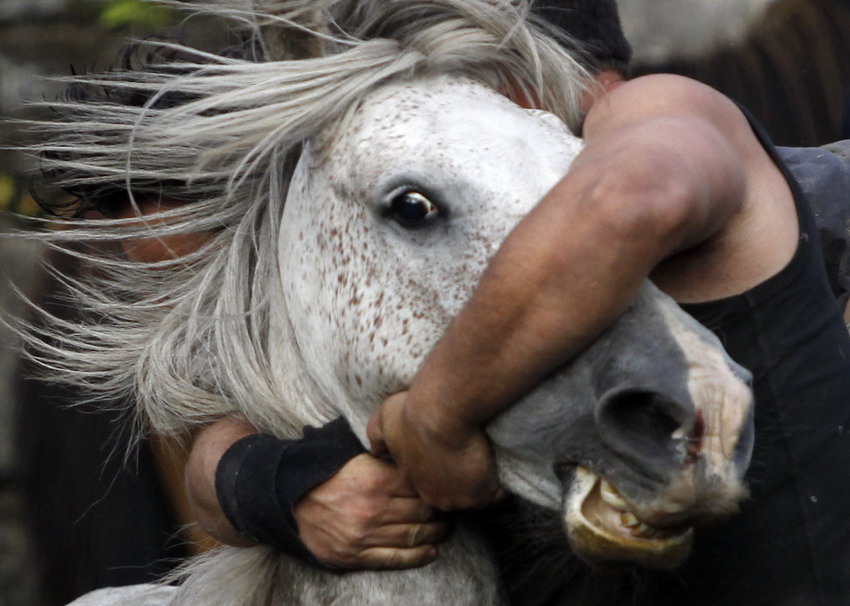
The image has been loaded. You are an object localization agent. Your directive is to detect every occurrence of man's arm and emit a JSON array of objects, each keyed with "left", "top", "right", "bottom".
[
  {"left": 369, "top": 75, "right": 780, "bottom": 510},
  {"left": 186, "top": 418, "right": 258, "bottom": 546},
  {"left": 186, "top": 418, "right": 446, "bottom": 568}
]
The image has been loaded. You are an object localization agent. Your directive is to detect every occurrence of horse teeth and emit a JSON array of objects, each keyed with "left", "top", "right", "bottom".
[
  {"left": 632, "top": 522, "right": 675, "bottom": 540},
  {"left": 639, "top": 524, "right": 656, "bottom": 537},
  {"left": 637, "top": 524, "right": 666, "bottom": 539},
  {"left": 600, "top": 480, "right": 628, "bottom": 510},
  {"left": 618, "top": 511, "right": 671, "bottom": 538}
]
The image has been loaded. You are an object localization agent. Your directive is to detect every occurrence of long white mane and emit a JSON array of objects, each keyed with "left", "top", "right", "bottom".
[{"left": 18, "top": 0, "right": 591, "bottom": 437}]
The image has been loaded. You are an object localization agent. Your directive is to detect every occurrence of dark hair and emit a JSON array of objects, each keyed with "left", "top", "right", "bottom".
[
  {"left": 532, "top": 0, "right": 631, "bottom": 73},
  {"left": 40, "top": 37, "right": 262, "bottom": 218}
]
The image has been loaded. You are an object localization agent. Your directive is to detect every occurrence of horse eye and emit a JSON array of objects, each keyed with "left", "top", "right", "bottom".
[{"left": 389, "top": 191, "right": 440, "bottom": 227}]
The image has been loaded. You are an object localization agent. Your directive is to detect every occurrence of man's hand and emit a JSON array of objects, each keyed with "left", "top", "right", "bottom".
[
  {"left": 367, "top": 392, "right": 505, "bottom": 511},
  {"left": 294, "top": 453, "right": 446, "bottom": 569}
]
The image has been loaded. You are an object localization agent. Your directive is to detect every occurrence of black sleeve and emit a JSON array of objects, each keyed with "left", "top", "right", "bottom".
[
  {"left": 778, "top": 141, "right": 850, "bottom": 305},
  {"left": 214, "top": 417, "right": 365, "bottom": 565}
]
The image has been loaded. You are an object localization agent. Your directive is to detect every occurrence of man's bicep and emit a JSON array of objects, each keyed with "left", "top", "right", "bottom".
[
  {"left": 584, "top": 74, "right": 751, "bottom": 141},
  {"left": 574, "top": 115, "right": 749, "bottom": 257}
]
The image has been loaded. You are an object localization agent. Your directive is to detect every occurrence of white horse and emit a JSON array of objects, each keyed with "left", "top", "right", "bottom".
[{"left": 19, "top": 1, "right": 754, "bottom": 604}]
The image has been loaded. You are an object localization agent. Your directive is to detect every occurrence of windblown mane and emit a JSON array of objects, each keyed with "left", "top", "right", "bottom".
[{"left": 16, "top": 0, "right": 590, "bottom": 437}]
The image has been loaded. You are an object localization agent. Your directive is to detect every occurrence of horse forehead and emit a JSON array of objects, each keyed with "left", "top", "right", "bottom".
[
  {"left": 334, "top": 77, "right": 576, "bottom": 177},
  {"left": 356, "top": 76, "right": 512, "bottom": 121}
]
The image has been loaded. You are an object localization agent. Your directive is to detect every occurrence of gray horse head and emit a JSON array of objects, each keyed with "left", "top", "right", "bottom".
[{"left": 275, "top": 73, "right": 754, "bottom": 569}]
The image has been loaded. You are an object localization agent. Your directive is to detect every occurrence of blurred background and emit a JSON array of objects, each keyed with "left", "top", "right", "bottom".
[
  {"left": 0, "top": 3, "right": 231, "bottom": 605},
  {"left": 1, "top": 1, "right": 849, "bottom": 604}
]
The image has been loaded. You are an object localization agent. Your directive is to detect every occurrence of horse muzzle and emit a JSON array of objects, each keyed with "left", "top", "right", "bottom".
[
  {"left": 489, "top": 282, "right": 755, "bottom": 570},
  {"left": 561, "top": 374, "right": 755, "bottom": 570}
]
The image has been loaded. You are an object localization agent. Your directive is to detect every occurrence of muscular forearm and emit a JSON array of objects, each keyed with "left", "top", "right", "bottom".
[
  {"left": 407, "top": 171, "right": 656, "bottom": 435},
  {"left": 368, "top": 75, "right": 762, "bottom": 510},
  {"left": 406, "top": 76, "right": 750, "bottom": 437}
]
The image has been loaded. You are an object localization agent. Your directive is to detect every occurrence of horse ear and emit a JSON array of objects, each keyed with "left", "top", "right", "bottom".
[{"left": 253, "top": 0, "right": 328, "bottom": 60}]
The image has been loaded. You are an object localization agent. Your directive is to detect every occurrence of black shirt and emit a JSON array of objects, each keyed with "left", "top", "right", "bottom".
[{"left": 499, "top": 119, "right": 850, "bottom": 606}]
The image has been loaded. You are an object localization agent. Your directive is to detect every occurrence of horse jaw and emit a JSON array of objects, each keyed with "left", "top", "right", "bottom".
[{"left": 563, "top": 467, "right": 695, "bottom": 570}]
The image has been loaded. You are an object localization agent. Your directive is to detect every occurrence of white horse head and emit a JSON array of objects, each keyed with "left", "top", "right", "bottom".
[
  {"left": 21, "top": 1, "right": 754, "bottom": 602},
  {"left": 269, "top": 71, "right": 754, "bottom": 570},
  {"left": 274, "top": 75, "right": 582, "bottom": 430}
]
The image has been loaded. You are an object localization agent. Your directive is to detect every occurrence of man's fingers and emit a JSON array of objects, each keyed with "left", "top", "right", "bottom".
[
  {"left": 368, "top": 392, "right": 409, "bottom": 457},
  {"left": 361, "top": 521, "right": 448, "bottom": 548},
  {"left": 368, "top": 391, "right": 503, "bottom": 510},
  {"left": 377, "top": 495, "right": 438, "bottom": 523},
  {"left": 366, "top": 410, "right": 387, "bottom": 456},
  {"left": 403, "top": 521, "right": 447, "bottom": 548},
  {"left": 421, "top": 480, "right": 503, "bottom": 511},
  {"left": 383, "top": 466, "right": 419, "bottom": 498},
  {"left": 415, "top": 469, "right": 502, "bottom": 510},
  {"left": 352, "top": 545, "right": 438, "bottom": 570}
]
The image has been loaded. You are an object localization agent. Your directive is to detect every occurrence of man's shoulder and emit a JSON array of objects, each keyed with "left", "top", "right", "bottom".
[
  {"left": 822, "top": 140, "right": 850, "bottom": 162},
  {"left": 777, "top": 141, "right": 850, "bottom": 220}
]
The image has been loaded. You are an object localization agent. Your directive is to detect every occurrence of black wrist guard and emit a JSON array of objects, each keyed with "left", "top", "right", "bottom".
[{"left": 215, "top": 417, "right": 365, "bottom": 565}]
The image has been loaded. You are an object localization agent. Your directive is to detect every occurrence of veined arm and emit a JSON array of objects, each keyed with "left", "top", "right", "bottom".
[{"left": 369, "top": 75, "right": 787, "bottom": 510}]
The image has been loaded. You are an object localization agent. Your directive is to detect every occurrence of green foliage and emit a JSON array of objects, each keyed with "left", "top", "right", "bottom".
[
  {"left": 0, "top": 174, "right": 41, "bottom": 217},
  {"left": 0, "top": 175, "right": 14, "bottom": 209},
  {"left": 0, "top": 175, "right": 40, "bottom": 217},
  {"left": 99, "top": 0, "right": 178, "bottom": 32}
]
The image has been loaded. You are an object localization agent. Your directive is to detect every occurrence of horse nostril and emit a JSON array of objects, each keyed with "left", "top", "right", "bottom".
[
  {"left": 597, "top": 390, "right": 688, "bottom": 471},
  {"left": 604, "top": 390, "right": 682, "bottom": 440},
  {"left": 553, "top": 461, "right": 578, "bottom": 484}
]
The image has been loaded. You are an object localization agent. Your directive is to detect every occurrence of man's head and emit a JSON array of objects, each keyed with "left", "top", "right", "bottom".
[{"left": 532, "top": 0, "right": 631, "bottom": 75}]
